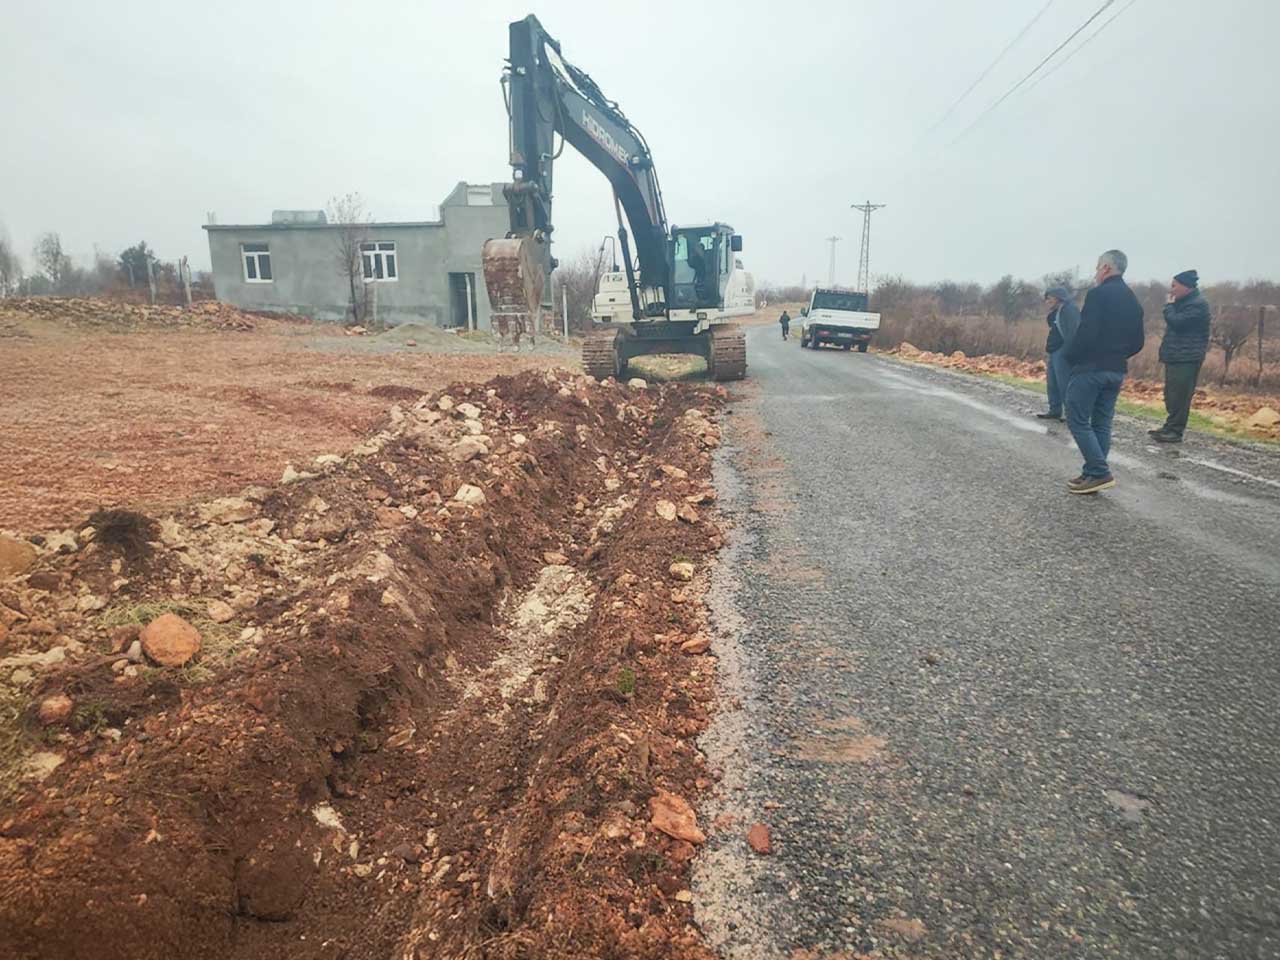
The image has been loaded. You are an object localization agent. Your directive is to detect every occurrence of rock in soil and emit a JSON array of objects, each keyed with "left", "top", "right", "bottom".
[
  {"left": 453, "top": 483, "right": 486, "bottom": 506},
  {"left": 449, "top": 437, "right": 489, "bottom": 462},
  {"left": 0, "top": 535, "right": 37, "bottom": 579},
  {"left": 140, "top": 612, "right": 202, "bottom": 666},
  {"left": 37, "top": 693, "right": 74, "bottom": 726},
  {"left": 680, "top": 635, "right": 711, "bottom": 655},
  {"left": 206, "top": 600, "right": 235, "bottom": 624},
  {"left": 746, "top": 822, "right": 772, "bottom": 854},
  {"left": 1247, "top": 405, "right": 1280, "bottom": 429},
  {"left": 110, "top": 624, "right": 141, "bottom": 653},
  {"left": 649, "top": 788, "right": 706, "bottom": 844},
  {"left": 669, "top": 561, "right": 695, "bottom": 581}
]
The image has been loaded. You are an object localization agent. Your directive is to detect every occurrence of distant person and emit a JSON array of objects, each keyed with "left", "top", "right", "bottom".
[
  {"left": 1149, "top": 269, "right": 1211, "bottom": 444},
  {"left": 1062, "top": 249, "right": 1145, "bottom": 494},
  {"left": 779, "top": 309, "right": 791, "bottom": 340},
  {"left": 1036, "top": 285, "right": 1081, "bottom": 421}
]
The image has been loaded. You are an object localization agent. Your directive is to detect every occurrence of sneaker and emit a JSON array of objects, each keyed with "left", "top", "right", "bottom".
[
  {"left": 1036, "top": 412, "right": 1064, "bottom": 420},
  {"left": 1152, "top": 431, "right": 1182, "bottom": 444},
  {"left": 1067, "top": 474, "right": 1088, "bottom": 488},
  {"left": 1147, "top": 427, "right": 1166, "bottom": 437},
  {"left": 1069, "top": 474, "right": 1116, "bottom": 495}
]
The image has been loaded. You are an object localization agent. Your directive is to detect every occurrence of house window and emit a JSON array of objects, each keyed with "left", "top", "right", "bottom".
[
  {"left": 361, "top": 241, "right": 398, "bottom": 282},
  {"left": 241, "top": 243, "right": 272, "bottom": 282}
]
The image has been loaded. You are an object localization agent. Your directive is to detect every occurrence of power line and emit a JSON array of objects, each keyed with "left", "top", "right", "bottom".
[
  {"left": 950, "top": 0, "right": 1116, "bottom": 145},
  {"left": 923, "top": 0, "right": 1057, "bottom": 139},
  {"left": 1027, "top": 0, "right": 1139, "bottom": 92}
]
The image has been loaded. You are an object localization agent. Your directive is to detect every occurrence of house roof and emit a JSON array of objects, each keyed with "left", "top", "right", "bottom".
[
  {"left": 202, "top": 181, "right": 506, "bottom": 232},
  {"left": 203, "top": 219, "right": 445, "bottom": 232}
]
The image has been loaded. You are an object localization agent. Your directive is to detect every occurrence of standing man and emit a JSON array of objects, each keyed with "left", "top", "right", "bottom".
[
  {"left": 1037, "top": 285, "right": 1081, "bottom": 421},
  {"left": 1063, "top": 250, "right": 1145, "bottom": 494},
  {"left": 1149, "top": 269, "right": 1211, "bottom": 443},
  {"left": 779, "top": 309, "right": 791, "bottom": 341}
]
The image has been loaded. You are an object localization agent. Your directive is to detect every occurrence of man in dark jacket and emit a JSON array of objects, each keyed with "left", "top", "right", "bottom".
[
  {"left": 779, "top": 310, "right": 791, "bottom": 340},
  {"left": 1149, "top": 269, "right": 1211, "bottom": 443},
  {"left": 1037, "top": 285, "right": 1082, "bottom": 420},
  {"left": 1063, "top": 249, "right": 1145, "bottom": 494}
]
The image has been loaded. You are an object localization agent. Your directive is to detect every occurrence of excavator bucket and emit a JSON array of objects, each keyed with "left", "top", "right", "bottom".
[{"left": 481, "top": 237, "right": 545, "bottom": 347}]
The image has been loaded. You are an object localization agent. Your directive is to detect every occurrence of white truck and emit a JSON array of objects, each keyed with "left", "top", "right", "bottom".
[{"left": 798, "top": 287, "right": 881, "bottom": 353}]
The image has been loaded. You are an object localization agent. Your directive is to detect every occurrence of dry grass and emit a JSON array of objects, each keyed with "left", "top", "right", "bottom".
[
  {"left": 98, "top": 599, "right": 245, "bottom": 685},
  {"left": 877, "top": 309, "right": 1280, "bottom": 393},
  {"left": 0, "top": 687, "right": 30, "bottom": 803}
]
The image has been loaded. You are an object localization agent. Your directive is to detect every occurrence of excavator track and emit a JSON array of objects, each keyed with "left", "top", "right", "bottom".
[
  {"left": 708, "top": 324, "right": 747, "bottom": 381},
  {"left": 583, "top": 330, "right": 623, "bottom": 380}
]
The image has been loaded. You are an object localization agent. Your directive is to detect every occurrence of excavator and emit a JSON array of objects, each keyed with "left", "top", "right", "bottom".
[{"left": 481, "top": 14, "right": 753, "bottom": 381}]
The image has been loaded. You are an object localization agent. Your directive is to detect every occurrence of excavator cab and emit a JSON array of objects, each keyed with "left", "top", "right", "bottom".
[{"left": 669, "top": 224, "right": 742, "bottom": 310}]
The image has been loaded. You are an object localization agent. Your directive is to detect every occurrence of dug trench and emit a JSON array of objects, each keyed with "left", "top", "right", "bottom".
[{"left": 0, "top": 370, "right": 728, "bottom": 959}]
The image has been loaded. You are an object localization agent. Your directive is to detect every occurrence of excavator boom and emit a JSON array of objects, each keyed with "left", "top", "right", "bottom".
[{"left": 482, "top": 14, "right": 749, "bottom": 380}]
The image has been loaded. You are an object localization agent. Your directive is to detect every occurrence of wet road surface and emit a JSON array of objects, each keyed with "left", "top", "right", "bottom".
[{"left": 696, "top": 329, "right": 1280, "bottom": 959}]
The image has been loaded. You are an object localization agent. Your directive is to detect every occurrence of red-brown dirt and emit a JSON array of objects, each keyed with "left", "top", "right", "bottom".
[
  {"left": 0, "top": 368, "right": 728, "bottom": 960},
  {"left": 0, "top": 298, "right": 567, "bottom": 534},
  {"left": 888, "top": 342, "right": 1280, "bottom": 440}
]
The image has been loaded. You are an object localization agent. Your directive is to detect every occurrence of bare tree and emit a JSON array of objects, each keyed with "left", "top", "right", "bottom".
[
  {"left": 983, "top": 274, "right": 1040, "bottom": 323},
  {"left": 327, "top": 193, "right": 370, "bottom": 326},
  {"left": 33, "top": 232, "right": 71, "bottom": 289},
  {"left": 1209, "top": 305, "right": 1257, "bottom": 385},
  {"left": 549, "top": 248, "right": 610, "bottom": 334},
  {"left": 0, "top": 232, "right": 20, "bottom": 297}
]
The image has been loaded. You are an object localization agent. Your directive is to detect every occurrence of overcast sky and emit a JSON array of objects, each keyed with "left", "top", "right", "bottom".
[{"left": 2, "top": 0, "right": 1277, "bottom": 288}]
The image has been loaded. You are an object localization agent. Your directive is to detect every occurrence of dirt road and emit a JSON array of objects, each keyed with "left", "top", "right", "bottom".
[{"left": 700, "top": 329, "right": 1280, "bottom": 958}]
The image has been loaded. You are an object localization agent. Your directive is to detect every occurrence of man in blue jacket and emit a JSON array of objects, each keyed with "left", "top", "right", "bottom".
[
  {"left": 1149, "top": 269, "right": 1211, "bottom": 443},
  {"left": 1037, "top": 285, "right": 1081, "bottom": 421},
  {"left": 1063, "top": 250, "right": 1145, "bottom": 494}
]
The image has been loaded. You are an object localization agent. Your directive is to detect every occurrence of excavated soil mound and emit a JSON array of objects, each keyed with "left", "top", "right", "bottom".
[
  {"left": 0, "top": 297, "right": 260, "bottom": 332},
  {"left": 0, "top": 370, "right": 727, "bottom": 960}
]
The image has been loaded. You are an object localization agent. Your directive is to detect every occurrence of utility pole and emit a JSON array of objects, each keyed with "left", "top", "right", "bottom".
[
  {"left": 850, "top": 201, "right": 886, "bottom": 294},
  {"left": 825, "top": 236, "right": 841, "bottom": 287}
]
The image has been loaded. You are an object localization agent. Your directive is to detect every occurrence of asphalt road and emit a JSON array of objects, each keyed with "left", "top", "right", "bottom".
[{"left": 696, "top": 328, "right": 1280, "bottom": 960}]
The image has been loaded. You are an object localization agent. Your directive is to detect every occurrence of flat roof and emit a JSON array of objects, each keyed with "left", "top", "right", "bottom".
[{"left": 203, "top": 219, "right": 446, "bottom": 232}]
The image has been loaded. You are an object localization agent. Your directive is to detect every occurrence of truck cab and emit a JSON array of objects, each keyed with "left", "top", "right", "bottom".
[
  {"left": 591, "top": 270, "right": 631, "bottom": 324},
  {"left": 799, "top": 287, "right": 881, "bottom": 352}
]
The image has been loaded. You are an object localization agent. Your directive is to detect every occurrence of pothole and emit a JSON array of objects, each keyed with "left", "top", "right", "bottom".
[{"left": 1104, "top": 788, "right": 1152, "bottom": 822}]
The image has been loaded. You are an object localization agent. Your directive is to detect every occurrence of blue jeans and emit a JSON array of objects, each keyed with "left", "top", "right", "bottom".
[
  {"left": 1067, "top": 369, "right": 1124, "bottom": 478},
  {"left": 1045, "top": 349, "right": 1071, "bottom": 415}
]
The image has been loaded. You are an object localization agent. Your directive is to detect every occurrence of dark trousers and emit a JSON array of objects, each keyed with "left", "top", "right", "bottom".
[
  {"left": 1161, "top": 361, "right": 1202, "bottom": 437},
  {"left": 1045, "top": 349, "right": 1071, "bottom": 416},
  {"left": 1067, "top": 369, "right": 1124, "bottom": 478}
]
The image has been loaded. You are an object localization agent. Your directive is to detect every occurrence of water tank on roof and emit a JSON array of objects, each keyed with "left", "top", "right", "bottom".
[{"left": 271, "top": 210, "right": 328, "bottom": 225}]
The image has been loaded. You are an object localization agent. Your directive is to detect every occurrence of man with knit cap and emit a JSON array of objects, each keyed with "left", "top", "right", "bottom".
[{"left": 1150, "top": 269, "right": 1211, "bottom": 443}]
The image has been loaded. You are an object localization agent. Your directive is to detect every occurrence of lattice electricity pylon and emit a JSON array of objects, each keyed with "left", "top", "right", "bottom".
[{"left": 851, "top": 201, "right": 886, "bottom": 294}]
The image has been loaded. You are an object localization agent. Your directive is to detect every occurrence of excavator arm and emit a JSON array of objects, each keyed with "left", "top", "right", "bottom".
[
  {"left": 485, "top": 14, "right": 669, "bottom": 326},
  {"left": 481, "top": 14, "right": 749, "bottom": 382}
]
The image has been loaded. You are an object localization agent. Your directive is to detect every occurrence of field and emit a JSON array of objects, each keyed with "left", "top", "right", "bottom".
[
  {"left": 0, "top": 299, "right": 573, "bottom": 534},
  {"left": 0, "top": 297, "right": 731, "bottom": 959}
]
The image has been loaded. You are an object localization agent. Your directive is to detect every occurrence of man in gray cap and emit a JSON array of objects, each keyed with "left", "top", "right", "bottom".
[
  {"left": 1150, "top": 269, "right": 1211, "bottom": 443},
  {"left": 1063, "top": 249, "right": 1145, "bottom": 493},
  {"left": 1037, "top": 286, "right": 1081, "bottom": 420}
]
